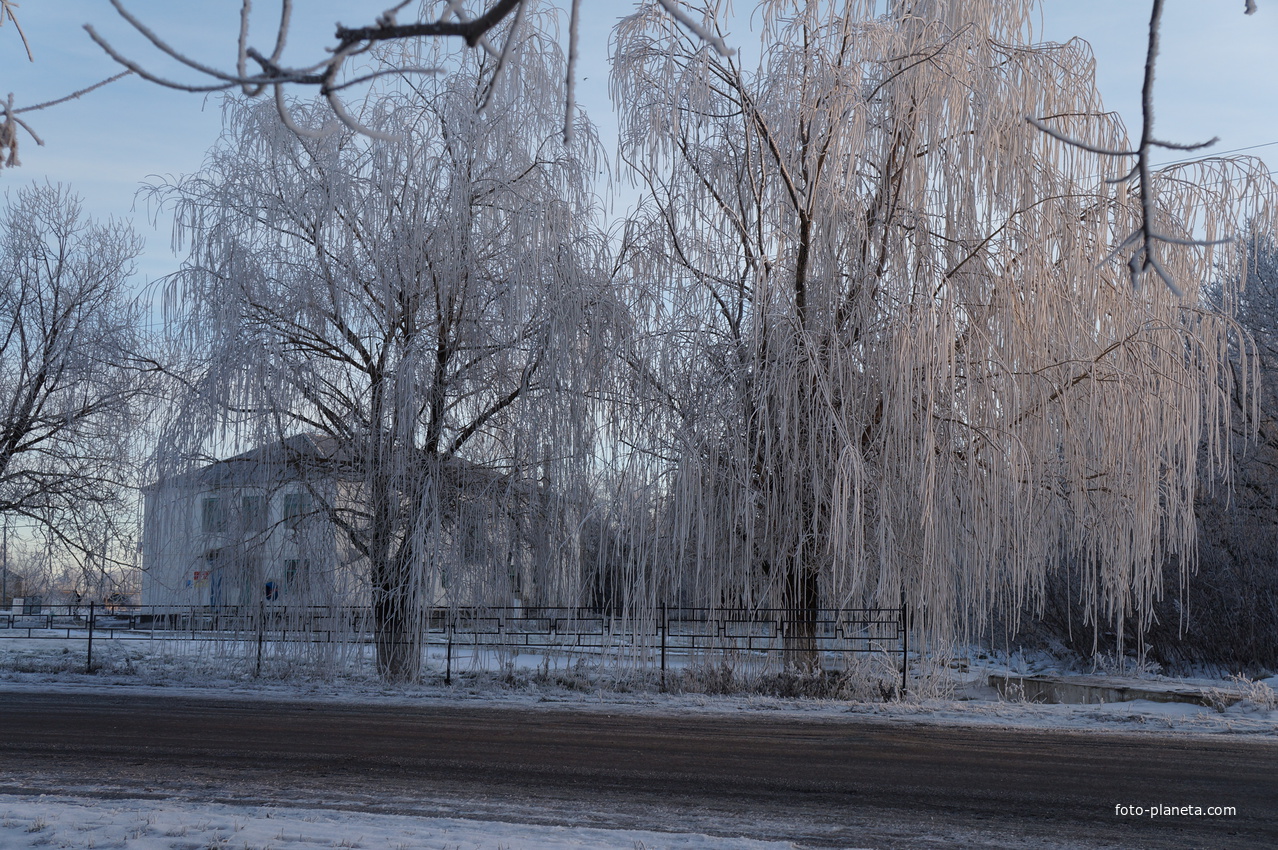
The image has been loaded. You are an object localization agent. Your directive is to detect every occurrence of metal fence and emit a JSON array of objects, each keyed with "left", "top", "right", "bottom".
[{"left": 1, "top": 600, "right": 910, "bottom": 692}]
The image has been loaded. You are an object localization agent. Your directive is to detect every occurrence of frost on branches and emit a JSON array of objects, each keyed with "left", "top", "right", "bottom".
[
  {"left": 610, "top": 0, "right": 1274, "bottom": 664},
  {"left": 155, "top": 18, "right": 616, "bottom": 682},
  {"left": 151, "top": 1, "right": 1274, "bottom": 681},
  {"left": 0, "top": 184, "right": 145, "bottom": 576}
]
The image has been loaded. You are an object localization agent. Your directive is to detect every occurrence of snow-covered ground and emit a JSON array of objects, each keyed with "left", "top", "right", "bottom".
[
  {"left": 1, "top": 632, "right": 1275, "bottom": 737},
  {"left": 0, "top": 795, "right": 804, "bottom": 850},
  {"left": 2, "top": 632, "right": 1274, "bottom": 849}
]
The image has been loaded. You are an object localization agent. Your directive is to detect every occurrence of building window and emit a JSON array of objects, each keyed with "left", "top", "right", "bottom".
[
  {"left": 240, "top": 495, "right": 266, "bottom": 532},
  {"left": 201, "top": 497, "right": 227, "bottom": 534},
  {"left": 282, "top": 492, "right": 311, "bottom": 529},
  {"left": 284, "top": 559, "right": 310, "bottom": 589}
]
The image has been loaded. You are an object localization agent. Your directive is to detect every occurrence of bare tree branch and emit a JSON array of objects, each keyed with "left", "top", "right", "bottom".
[
  {"left": 1028, "top": 0, "right": 1262, "bottom": 295},
  {"left": 1, "top": 0, "right": 33, "bottom": 62},
  {"left": 0, "top": 184, "right": 148, "bottom": 574},
  {"left": 85, "top": 1, "right": 734, "bottom": 142}
]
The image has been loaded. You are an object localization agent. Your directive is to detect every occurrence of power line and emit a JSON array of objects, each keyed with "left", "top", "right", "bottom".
[
  {"left": 1070, "top": 140, "right": 1278, "bottom": 186},
  {"left": 1149, "top": 140, "right": 1278, "bottom": 171}
]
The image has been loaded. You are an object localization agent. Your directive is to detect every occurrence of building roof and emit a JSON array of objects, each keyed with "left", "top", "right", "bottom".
[
  {"left": 147, "top": 433, "right": 341, "bottom": 491},
  {"left": 148, "top": 434, "right": 524, "bottom": 496}
]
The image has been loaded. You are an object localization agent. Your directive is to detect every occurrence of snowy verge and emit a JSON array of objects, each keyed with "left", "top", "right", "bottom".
[
  {"left": 0, "top": 794, "right": 803, "bottom": 850},
  {"left": 1, "top": 635, "right": 1276, "bottom": 738}
]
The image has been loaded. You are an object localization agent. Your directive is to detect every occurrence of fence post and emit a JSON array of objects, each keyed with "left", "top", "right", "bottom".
[
  {"left": 660, "top": 603, "right": 667, "bottom": 693},
  {"left": 255, "top": 598, "right": 265, "bottom": 678},
  {"left": 85, "top": 601, "right": 95, "bottom": 674},
  {"left": 899, "top": 590, "right": 908, "bottom": 698}
]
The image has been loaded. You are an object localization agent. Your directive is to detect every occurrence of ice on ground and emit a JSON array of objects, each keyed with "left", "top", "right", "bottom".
[{"left": 0, "top": 794, "right": 802, "bottom": 850}]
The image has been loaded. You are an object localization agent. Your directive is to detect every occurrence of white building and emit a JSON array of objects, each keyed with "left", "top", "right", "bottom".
[
  {"left": 140, "top": 435, "right": 580, "bottom": 611},
  {"left": 140, "top": 435, "right": 359, "bottom": 609}
]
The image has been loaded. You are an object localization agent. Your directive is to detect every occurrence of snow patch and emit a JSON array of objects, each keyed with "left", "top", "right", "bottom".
[{"left": 0, "top": 794, "right": 802, "bottom": 850}]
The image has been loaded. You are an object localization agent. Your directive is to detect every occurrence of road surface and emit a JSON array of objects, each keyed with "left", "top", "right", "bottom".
[{"left": 0, "top": 689, "right": 1272, "bottom": 848}]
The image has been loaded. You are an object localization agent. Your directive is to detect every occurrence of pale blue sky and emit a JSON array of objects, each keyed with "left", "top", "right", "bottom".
[{"left": 5, "top": 1, "right": 1277, "bottom": 283}]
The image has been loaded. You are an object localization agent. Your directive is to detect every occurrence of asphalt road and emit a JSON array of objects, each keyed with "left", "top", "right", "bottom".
[{"left": 0, "top": 689, "right": 1272, "bottom": 848}]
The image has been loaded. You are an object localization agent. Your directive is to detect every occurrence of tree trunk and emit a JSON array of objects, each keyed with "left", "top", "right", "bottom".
[
  {"left": 782, "top": 556, "right": 821, "bottom": 672},
  {"left": 372, "top": 556, "right": 422, "bottom": 682}
]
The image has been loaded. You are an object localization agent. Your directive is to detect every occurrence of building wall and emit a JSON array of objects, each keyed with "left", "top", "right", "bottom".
[
  {"left": 141, "top": 479, "right": 362, "bottom": 608},
  {"left": 141, "top": 462, "right": 572, "bottom": 611}
]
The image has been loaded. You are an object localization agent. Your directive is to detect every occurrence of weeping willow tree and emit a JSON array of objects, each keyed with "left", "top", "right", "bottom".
[
  {"left": 155, "top": 13, "right": 616, "bottom": 681},
  {"left": 611, "top": 0, "right": 1275, "bottom": 664}
]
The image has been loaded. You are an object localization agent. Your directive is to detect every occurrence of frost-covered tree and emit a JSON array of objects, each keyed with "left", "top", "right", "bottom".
[
  {"left": 157, "top": 19, "right": 615, "bottom": 681},
  {"left": 0, "top": 183, "right": 146, "bottom": 574},
  {"left": 611, "top": 0, "right": 1275, "bottom": 664},
  {"left": 86, "top": 0, "right": 731, "bottom": 142},
  {"left": 1030, "top": 231, "right": 1278, "bottom": 669},
  {"left": 1166, "top": 232, "right": 1278, "bottom": 670}
]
